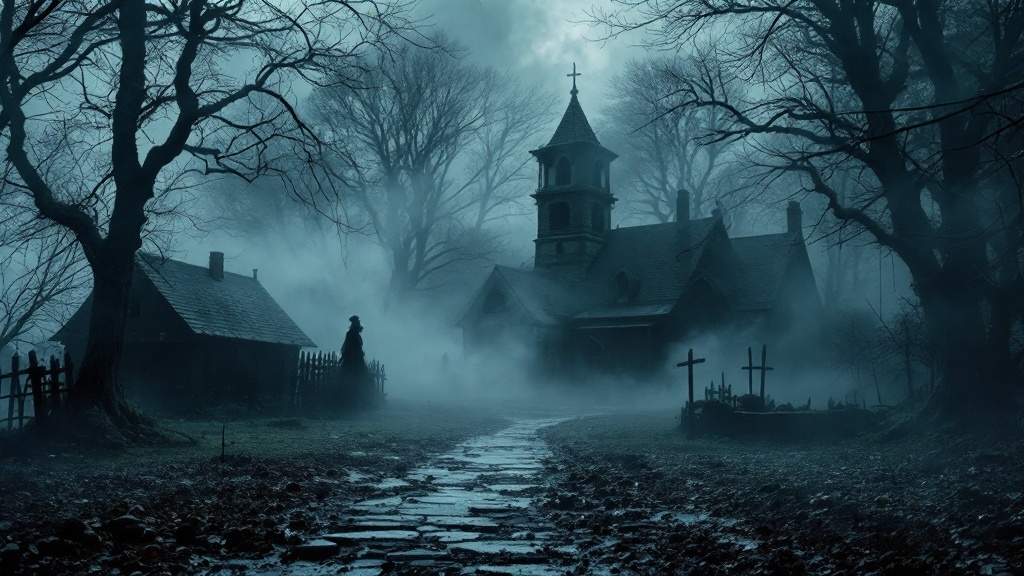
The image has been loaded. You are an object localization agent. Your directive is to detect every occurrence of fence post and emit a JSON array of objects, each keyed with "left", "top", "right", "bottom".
[
  {"left": 300, "top": 351, "right": 310, "bottom": 409},
  {"left": 290, "top": 352, "right": 301, "bottom": 411},
  {"left": 7, "top": 354, "right": 19, "bottom": 431},
  {"left": 64, "top": 351, "right": 74, "bottom": 397},
  {"left": 49, "top": 355, "right": 62, "bottom": 412},
  {"left": 28, "top": 351, "right": 46, "bottom": 426}
]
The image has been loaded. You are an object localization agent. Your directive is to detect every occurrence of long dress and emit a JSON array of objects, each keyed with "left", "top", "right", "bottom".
[{"left": 340, "top": 327, "right": 370, "bottom": 404}]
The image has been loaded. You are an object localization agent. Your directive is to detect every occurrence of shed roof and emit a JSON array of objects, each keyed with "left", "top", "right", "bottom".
[{"left": 138, "top": 253, "right": 316, "bottom": 347}]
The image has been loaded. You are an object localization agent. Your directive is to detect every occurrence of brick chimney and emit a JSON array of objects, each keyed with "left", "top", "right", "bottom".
[
  {"left": 209, "top": 251, "right": 224, "bottom": 281},
  {"left": 787, "top": 201, "right": 803, "bottom": 237},
  {"left": 676, "top": 189, "right": 690, "bottom": 225}
]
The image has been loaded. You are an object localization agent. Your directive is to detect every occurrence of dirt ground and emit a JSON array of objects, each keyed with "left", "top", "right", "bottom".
[
  {"left": 1, "top": 402, "right": 1022, "bottom": 575},
  {"left": 539, "top": 412, "right": 1024, "bottom": 576},
  {"left": 0, "top": 401, "right": 508, "bottom": 575}
]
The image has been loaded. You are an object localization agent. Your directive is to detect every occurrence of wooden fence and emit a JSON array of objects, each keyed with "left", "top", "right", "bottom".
[
  {"left": 0, "top": 351, "right": 73, "bottom": 431},
  {"left": 291, "top": 351, "right": 386, "bottom": 411}
]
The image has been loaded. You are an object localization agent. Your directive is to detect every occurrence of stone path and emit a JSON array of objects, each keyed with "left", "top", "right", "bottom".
[{"left": 284, "top": 418, "right": 576, "bottom": 575}]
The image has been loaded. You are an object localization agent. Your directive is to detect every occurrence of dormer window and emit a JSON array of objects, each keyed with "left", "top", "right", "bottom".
[{"left": 549, "top": 202, "right": 570, "bottom": 229}]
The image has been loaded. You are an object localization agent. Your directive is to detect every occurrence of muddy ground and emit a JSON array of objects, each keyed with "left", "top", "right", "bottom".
[
  {"left": 0, "top": 402, "right": 1022, "bottom": 575},
  {"left": 540, "top": 414, "right": 1024, "bottom": 576}
]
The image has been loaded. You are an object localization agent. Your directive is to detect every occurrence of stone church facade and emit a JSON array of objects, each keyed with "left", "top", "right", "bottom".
[{"left": 458, "top": 79, "right": 822, "bottom": 379}]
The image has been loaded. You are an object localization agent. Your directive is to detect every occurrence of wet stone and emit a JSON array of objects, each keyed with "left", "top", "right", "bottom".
[
  {"left": 464, "top": 566, "right": 567, "bottom": 576},
  {"left": 424, "top": 531, "right": 482, "bottom": 543},
  {"left": 322, "top": 530, "right": 421, "bottom": 542},
  {"left": 426, "top": 517, "right": 500, "bottom": 532},
  {"left": 447, "top": 540, "right": 543, "bottom": 555},
  {"left": 386, "top": 548, "right": 449, "bottom": 561},
  {"left": 290, "top": 539, "right": 339, "bottom": 561},
  {"left": 301, "top": 419, "right": 576, "bottom": 572}
]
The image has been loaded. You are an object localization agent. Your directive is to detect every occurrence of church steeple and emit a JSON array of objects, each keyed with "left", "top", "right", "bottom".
[{"left": 529, "top": 65, "right": 618, "bottom": 273}]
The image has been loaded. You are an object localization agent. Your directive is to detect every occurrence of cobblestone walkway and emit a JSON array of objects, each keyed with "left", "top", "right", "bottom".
[{"left": 283, "top": 418, "right": 577, "bottom": 575}]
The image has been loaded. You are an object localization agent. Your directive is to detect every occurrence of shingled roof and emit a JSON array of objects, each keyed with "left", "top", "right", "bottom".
[
  {"left": 547, "top": 92, "right": 600, "bottom": 147},
  {"left": 478, "top": 218, "right": 722, "bottom": 325},
  {"left": 491, "top": 265, "right": 577, "bottom": 326},
  {"left": 138, "top": 253, "right": 316, "bottom": 347},
  {"left": 472, "top": 215, "right": 816, "bottom": 327},
  {"left": 580, "top": 218, "right": 718, "bottom": 310},
  {"left": 730, "top": 233, "right": 800, "bottom": 311}
]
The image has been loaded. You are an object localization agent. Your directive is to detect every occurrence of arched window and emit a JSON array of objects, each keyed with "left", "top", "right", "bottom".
[
  {"left": 592, "top": 161, "right": 607, "bottom": 188},
  {"left": 544, "top": 161, "right": 554, "bottom": 187},
  {"left": 591, "top": 203, "right": 605, "bottom": 232},
  {"left": 555, "top": 157, "right": 571, "bottom": 185},
  {"left": 549, "top": 201, "right": 570, "bottom": 229},
  {"left": 483, "top": 288, "right": 507, "bottom": 313}
]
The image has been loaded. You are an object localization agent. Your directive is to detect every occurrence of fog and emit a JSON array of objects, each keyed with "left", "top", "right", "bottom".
[{"left": 1, "top": 0, "right": 952, "bottom": 420}]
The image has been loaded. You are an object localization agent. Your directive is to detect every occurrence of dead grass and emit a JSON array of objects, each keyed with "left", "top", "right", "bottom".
[{"left": 0, "top": 399, "right": 509, "bottom": 495}]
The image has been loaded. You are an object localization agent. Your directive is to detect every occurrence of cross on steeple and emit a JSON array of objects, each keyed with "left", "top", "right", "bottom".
[{"left": 567, "top": 62, "right": 581, "bottom": 95}]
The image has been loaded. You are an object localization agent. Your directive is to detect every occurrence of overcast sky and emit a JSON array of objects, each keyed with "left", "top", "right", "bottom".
[{"left": 413, "top": 0, "right": 649, "bottom": 136}]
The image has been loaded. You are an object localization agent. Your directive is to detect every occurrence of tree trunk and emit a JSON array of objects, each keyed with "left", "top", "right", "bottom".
[
  {"left": 905, "top": 349, "right": 914, "bottom": 405},
  {"left": 65, "top": 249, "right": 144, "bottom": 427},
  {"left": 385, "top": 250, "right": 416, "bottom": 308},
  {"left": 918, "top": 276, "right": 994, "bottom": 415}
]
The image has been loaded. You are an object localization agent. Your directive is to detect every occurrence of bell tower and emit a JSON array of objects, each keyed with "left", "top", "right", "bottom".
[{"left": 530, "top": 63, "right": 617, "bottom": 273}]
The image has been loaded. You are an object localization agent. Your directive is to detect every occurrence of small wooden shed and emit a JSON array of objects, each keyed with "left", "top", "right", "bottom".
[{"left": 52, "top": 252, "right": 316, "bottom": 410}]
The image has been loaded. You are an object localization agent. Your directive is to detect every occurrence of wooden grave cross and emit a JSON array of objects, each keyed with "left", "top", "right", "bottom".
[
  {"left": 676, "top": 348, "right": 706, "bottom": 434},
  {"left": 740, "top": 344, "right": 774, "bottom": 408}
]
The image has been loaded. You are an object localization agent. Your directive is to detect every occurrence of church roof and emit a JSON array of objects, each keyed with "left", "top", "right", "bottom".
[
  {"left": 463, "top": 219, "right": 810, "bottom": 327},
  {"left": 547, "top": 91, "right": 600, "bottom": 147},
  {"left": 731, "top": 232, "right": 800, "bottom": 310},
  {"left": 580, "top": 218, "right": 718, "bottom": 310},
  {"left": 137, "top": 253, "right": 316, "bottom": 347},
  {"left": 492, "top": 265, "right": 576, "bottom": 326}
]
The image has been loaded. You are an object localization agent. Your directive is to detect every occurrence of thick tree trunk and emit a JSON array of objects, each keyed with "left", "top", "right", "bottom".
[
  {"left": 918, "top": 276, "right": 996, "bottom": 415},
  {"left": 65, "top": 249, "right": 145, "bottom": 427}
]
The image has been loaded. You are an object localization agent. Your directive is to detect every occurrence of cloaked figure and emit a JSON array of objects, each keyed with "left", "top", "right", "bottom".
[{"left": 340, "top": 315, "right": 373, "bottom": 407}]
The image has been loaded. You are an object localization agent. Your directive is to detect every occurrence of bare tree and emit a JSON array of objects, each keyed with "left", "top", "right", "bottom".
[
  {"left": 603, "top": 54, "right": 741, "bottom": 223},
  {"left": 0, "top": 0, "right": 414, "bottom": 434},
  {"left": 0, "top": 221, "right": 87, "bottom": 352},
  {"left": 309, "top": 36, "right": 552, "bottom": 300},
  {"left": 468, "top": 71, "right": 556, "bottom": 231},
  {"left": 594, "top": 0, "right": 1024, "bottom": 415}
]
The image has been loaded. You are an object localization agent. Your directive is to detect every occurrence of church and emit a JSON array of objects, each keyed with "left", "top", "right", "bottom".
[{"left": 458, "top": 74, "right": 822, "bottom": 379}]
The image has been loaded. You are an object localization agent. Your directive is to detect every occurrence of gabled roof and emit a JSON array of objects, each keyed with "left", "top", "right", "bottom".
[
  {"left": 466, "top": 218, "right": 723, "bottom": 326},
  {"left": 461, "top": 216, "right": 814, "bottom": 329},
  {"left": 580, "top": 218, "right": 719, "bottom": 310},
  {"left": 547, "top": 92, "right": 600, "bottom": 147},
  {"left": 137, "top": 253, "right": 316, "bottom": 347},
  {"left": 492, "top": 265, "right": 576, "bottom": 326},
  {"left": 730, "top": 232, "right": 800, "bottom": 311}
]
